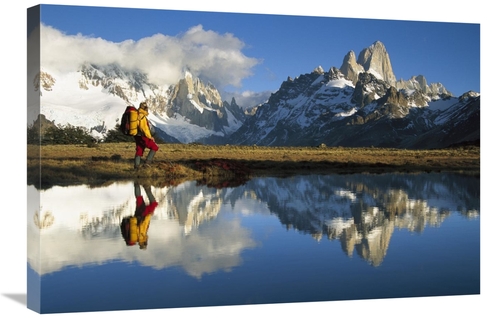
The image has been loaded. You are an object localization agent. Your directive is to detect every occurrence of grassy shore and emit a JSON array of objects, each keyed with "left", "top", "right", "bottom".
[{"left": 27, "top": 143, "right": 480, "bottom": 188}]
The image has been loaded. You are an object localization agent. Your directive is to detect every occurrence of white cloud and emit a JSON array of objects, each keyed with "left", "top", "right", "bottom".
[
  {"left": 221, "top": 89, "right": 273, "bottom": 109},
  {"left": 38, "top": 23, "right": 260, "bottom": 89}
]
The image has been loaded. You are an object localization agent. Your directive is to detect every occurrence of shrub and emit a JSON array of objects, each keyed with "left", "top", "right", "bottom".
[
  {"left": 27, "top": 123, "right": 40, "bottom": 144},
  {"left": 103, "top": 124, "right": 134, "bottom": 143},
  {"left": 40, "top": 124, "right": 96, "bottom": 145}
]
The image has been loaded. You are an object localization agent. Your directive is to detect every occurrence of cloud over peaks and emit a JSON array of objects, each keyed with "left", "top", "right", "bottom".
[{"left": 38, "top": 24, "right": 260, "bottom": 89}]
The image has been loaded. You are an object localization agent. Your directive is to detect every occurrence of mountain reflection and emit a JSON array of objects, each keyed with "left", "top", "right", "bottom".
[
  {"left": 255, "top": 172, "right": 479, "bottom": 266},
  {"left": 27, "top": 172, "right": 479, "bottom": 276}
]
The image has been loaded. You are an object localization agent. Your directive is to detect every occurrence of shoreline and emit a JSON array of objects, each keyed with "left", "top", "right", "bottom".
[{"left": 27, "top": 143, "right": 480, "bottom": 189}]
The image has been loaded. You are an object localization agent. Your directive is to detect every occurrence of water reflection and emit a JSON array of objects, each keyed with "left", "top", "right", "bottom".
[
  {"left": 252, "top": 172, "right": 479, "bottom": 266},
  {"left": 27, "top": 172, "right": 479, "bottom": 278},
  {"left": 120, "top": 181, "right": 158, "bottom": 249},
  {"left": 27, "top": 180, "right": 258, "bottom": 279}
]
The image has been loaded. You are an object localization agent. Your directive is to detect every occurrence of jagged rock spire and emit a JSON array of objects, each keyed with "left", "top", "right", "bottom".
[
  {"left": 339, "top": 51, "right": 365, "bottom": 84},
  {"left": 340, "top": 41, "right": 396, "bottom": 86},
  {"left": 357, "top": 41, "right": 396, "bottom": 86}
]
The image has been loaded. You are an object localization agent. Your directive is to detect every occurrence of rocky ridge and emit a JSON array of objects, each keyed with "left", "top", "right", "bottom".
[{"left": 33, "top": 41, "right": 478, "bottom": 149}]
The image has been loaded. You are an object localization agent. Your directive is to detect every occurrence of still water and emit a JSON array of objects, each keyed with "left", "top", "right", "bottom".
[{"left": 27, "top": 172, "right": 480, "bottom": 314}]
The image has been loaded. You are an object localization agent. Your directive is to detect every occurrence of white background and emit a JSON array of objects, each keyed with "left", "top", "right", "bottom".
[{"left": 2, "top": 1, "right": 495, "bottom": 317}]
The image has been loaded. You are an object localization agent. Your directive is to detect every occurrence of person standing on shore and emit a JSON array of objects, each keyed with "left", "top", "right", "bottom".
[{"left": 134, "top": 102, "right": 159, "bottom": 169}]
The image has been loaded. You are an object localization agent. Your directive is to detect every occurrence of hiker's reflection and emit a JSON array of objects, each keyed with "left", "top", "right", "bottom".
[{"left": 120, "top": 181, "right": 158, "bottom": 250}]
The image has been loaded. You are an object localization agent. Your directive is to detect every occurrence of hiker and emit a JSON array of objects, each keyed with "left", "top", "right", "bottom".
[
  {"left": 120, "top": 181, "right": 158, "bottom": 249},
  {"left": 134, "top": 102, "right": 159, "bottom": 169}
]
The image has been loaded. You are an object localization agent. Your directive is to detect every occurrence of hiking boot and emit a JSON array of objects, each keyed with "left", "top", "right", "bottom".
[
  {"left": 134, "top": 156, "right": 142, "bottom": 170},
  {"left": 146, "top": 150, "right": 156, "bottom": 163}
]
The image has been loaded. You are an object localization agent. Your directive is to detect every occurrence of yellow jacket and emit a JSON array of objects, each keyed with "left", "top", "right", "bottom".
[
  {"left": 127, "top": 214, "right": 152, "bottom": 247},
  {"left": 137, "top": 108, "right": 153, "bottom": 139}
]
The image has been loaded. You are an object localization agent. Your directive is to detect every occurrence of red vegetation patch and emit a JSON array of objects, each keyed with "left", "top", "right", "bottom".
[
  {"left": 194, "top": 159, "right": 251, "bottom": 188},
  {"left": 194, "top": 159, "right": 251, "bottom": 176}
]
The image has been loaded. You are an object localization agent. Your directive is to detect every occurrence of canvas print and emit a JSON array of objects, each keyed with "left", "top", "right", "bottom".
[{"left": 27, "top": 4, "right": 480, "bottom": 315}]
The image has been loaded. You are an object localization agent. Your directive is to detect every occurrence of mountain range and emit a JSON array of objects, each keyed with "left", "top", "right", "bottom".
[
  {"left": 30, "top": 41, "right": 480, "bottom": 149},
  {"left": 28, "top": 172, "right": 479, "bottom": 276}
]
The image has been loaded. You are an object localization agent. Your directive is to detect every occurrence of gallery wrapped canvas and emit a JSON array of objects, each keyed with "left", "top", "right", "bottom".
[
  {"left": 26, "top": 2, "right": 483, "bottom": 316},
  {"left": 27, "top": 4, "right": 41, "bottom": 313}
]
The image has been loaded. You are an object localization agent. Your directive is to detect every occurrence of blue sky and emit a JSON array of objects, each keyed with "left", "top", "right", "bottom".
[{"left": 35, "top": 4, "right": 480, "bottom": 108}]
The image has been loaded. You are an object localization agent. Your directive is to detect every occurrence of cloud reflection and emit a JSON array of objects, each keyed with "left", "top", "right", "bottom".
[{"left": 27, "top": 181, "right": 257, "bottom": 278}]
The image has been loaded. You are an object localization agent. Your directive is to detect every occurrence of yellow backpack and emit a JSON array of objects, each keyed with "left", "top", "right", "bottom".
[
  {"left": 119, "top": 106, "right": 139, "bottom": 136},
  {"left": 120, "top": 216, "right": 138, "bottom": 245}
]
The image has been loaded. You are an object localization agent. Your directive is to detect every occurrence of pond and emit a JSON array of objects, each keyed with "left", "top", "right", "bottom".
[{"left": 27, "top": 172, "right": 480, "bottom": 314}]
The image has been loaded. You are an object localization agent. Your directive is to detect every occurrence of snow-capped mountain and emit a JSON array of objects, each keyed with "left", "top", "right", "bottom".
[
  {"left": 229, "top": 41, "right": 479, "bottom": 148},
  {"left": 28, "top": 172, "right": 479, "bottom": 275},
  {"left": 33, "top": 63, "right": 246, "bottom": 143},
  {"left": 30, "top": 41, "right": 480, "bottom": 149}
]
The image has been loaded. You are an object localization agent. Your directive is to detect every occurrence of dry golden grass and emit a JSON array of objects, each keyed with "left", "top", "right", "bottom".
[{"left": 27, "top": 143, "right": 480, "bottom": 188}]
